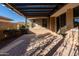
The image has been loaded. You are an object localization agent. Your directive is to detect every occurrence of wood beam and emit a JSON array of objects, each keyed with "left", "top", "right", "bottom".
[
  {"left": 14, "top": 3, "right": 57, "bottom": 5},
  {"left": 24, "top": 15, "right": 48, "bottom": 18},
  {"left": 4, "top": 3, "right": 24, "bottom": 17},
  {"left": 20, "top": 9, "right": 53, "bottom": 11},
  {"left": 18, "top": 8, "right": 54, "bottom": 9},
  {"left": 24, "top": 12, "right": 49, "bottom": 17},
  {"left": 50, "top": 3, "right": 79, "bottom": 17}
]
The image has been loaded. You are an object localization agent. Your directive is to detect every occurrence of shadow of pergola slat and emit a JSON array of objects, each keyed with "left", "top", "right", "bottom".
[
  {"left": 30, "top": 36, "right": 55, "bottom": 56},
  {"left": 45, "top": 38, "right": 64, "bottom": 56}
]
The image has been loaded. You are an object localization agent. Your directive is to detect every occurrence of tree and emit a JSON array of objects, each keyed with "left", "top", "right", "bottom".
[{"left": 19, "top": 25, "right": 25, "bottom": 30}]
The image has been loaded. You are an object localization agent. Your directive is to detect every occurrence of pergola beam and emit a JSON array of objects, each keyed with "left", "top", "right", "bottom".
[{"left": 4, "top": 3, "right": 25, "bottom": 17}]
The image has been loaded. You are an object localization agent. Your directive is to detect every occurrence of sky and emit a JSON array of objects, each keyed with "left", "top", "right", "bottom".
[{"left": 0, "top": 3, "right": 26, "bottom": 23}]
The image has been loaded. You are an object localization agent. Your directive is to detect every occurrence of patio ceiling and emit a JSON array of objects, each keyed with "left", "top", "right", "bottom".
[{"left": 5, "top": 3, "right": 66, "bottom": 18}]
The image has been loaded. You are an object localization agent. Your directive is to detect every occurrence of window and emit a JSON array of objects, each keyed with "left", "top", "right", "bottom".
[
  {"left": 56, "top": 17, "right": 60, "bottom": 31},
  {"left": 60, "top": 13, "right": 66, "bottom": 27},
  {"left": 42, "top": 19, "right": 48, "bottom": 28},
  {"left": 56, "top": 13, "right": 66, "bottom": 31},
  {"left": 73, "top": 6, "right": 79, "bottom": 27},
  {"left": 74, "top": 6, "right": 79, "bottom": 17}
]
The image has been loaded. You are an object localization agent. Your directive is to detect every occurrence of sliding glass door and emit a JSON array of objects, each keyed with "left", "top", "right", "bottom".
[
  {"left": 73, "top": 6, "right": 79, "bottom": 27},
  {"left": 56, "top": 13, "right": 66, "bottom": 32}
]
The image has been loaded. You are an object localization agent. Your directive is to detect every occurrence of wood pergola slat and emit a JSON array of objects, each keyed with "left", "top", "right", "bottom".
[{"left": 5, "top": 3, "right": 66, "bottom": 17}]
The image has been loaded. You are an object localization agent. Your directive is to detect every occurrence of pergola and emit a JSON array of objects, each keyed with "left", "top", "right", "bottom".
[{"left": 4, "top": 3, "right": 66, "bottom": 18}]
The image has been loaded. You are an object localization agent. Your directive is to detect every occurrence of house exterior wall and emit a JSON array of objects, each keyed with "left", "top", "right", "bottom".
[
  {"left": 0, "top": 21, "right": 17, "bottom": 30},
  {"left": 50, "top": 3, "right": 79, "bottom": 32},
  {"left": 34, "top": 19, "right": 42, "bottom": 26},
  {"left": 31, "top": 18, "right": 50, "bottom": 29},
  {"left": 26, "top": 4, "right": 79, "bottom": 33}
]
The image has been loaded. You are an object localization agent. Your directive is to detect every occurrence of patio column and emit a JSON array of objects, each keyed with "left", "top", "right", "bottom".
[
  {"left": 66, "top": 8, "right": 74, "bottom": 30},
  {"left": 50, "top": 17, "right": 56, "bottom": 32},
  {"left": 25, "top": 17, "right": 27, "bottom": 29}
]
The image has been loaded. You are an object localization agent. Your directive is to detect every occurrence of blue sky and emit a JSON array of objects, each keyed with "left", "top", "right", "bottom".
[{"left": 0, "top": 3, "right": 26, "bottom": 23}]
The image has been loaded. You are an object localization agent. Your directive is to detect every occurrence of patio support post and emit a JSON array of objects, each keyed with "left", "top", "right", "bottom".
[
  {"left": 50, "top": 17, "right": 56, "bottom": 32},
  {"left": 66, "top": 8, "right": 74, "bottom": 30}
]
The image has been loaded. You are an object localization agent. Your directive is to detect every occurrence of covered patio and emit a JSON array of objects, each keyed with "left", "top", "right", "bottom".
[{"left": 0, "top": 3, "right": 79, "bottom": 56}]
